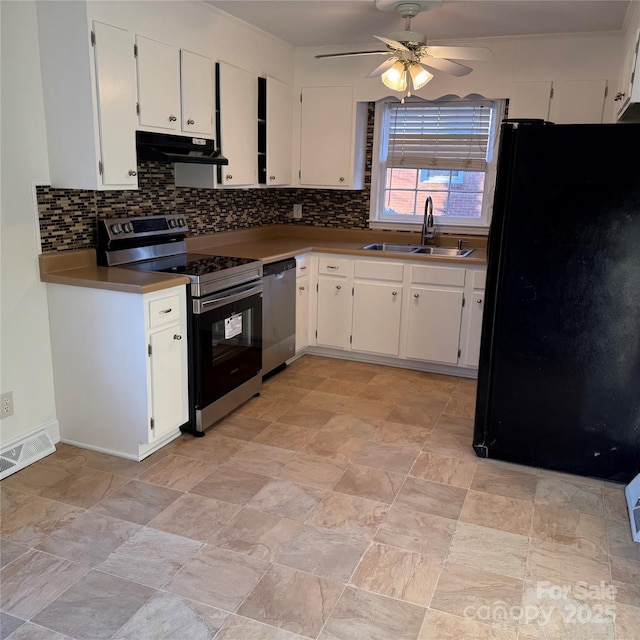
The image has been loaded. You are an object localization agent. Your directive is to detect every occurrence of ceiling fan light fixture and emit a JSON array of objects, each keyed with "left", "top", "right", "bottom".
[
  {"left": 409, "top": 62, "right": 433, "bottom": 90},
  {"left": 381, "top": 60, "right": 408, "bottom": 91}
]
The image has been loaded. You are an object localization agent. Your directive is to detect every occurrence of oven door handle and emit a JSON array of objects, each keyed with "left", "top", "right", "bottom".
[{"left": 197, "top": 281, "right": 263, "bottom": 312}]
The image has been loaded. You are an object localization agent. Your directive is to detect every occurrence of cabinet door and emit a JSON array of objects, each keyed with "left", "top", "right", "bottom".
[
  {"left": 296, "top": 274, "right": 309, "bottom": 353},
  {"left": 406, "top": 287, "right": 463, "bottom": 364},
  {"left": 219, "top": 62, "right": 257, "bottom": 186},
  {"left": 316, "top": 276, "right": 352, "bottom": 349},
  {"left": 135, "top": 35, "right": 181, "bottom": 131},
  {"left": 148, "top": 324, "right": 188, "bottom": 440},
  {"left": 508, "top": 81, "right": 552, "bottom": 120},
  {"left": 93, "top": 22, "right": 138, "bottom": 187},
  {"left": 266, "top": 76, "right": 292, "bottom": 186},
  {"left": 300, "top": 86, "right": 352, "bottom": 187},
  {"left": 466, "top": 293, "right": 484, "bottom": 368},
  {"left": 180, "top": 50, "right": 213, "bottom": 136},
  {"left": 351, "top": 282, "right": 402, "bottom": 356},
  {"left": 549, "top": 80, "right": 607, "bottom": 124}
]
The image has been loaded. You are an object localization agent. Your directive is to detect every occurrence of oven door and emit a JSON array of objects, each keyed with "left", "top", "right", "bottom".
[{"left": 193, "top": 281, "right": 262, "bottom": 409}]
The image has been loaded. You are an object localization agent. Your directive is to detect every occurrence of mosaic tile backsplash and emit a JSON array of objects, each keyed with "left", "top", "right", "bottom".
[{"left": 37, "top": 105, "right": 374, "bottom": 252}]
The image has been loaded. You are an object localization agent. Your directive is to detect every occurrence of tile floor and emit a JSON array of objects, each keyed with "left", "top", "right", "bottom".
[{"left": 1, "top": 355, "right": 638, "bottom": 640}]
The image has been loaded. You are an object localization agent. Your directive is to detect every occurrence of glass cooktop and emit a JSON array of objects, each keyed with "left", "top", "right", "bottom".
[{"left": 125, "top": 253, "right": 260, "bottom": 278}]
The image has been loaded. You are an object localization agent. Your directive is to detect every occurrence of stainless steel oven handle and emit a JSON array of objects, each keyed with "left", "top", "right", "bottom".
[{"left": 198, "top": 282, "right": 263, "bottom": 312}]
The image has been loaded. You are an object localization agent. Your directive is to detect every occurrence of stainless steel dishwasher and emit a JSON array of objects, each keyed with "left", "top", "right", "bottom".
[{"left": 262, "top": 258, "right": 296, "bottom": 377}]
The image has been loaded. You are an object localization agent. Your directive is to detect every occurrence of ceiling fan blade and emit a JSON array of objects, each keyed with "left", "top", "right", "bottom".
[
  {"left": 367, "top": 57, "right": 398, "bottom": 78},
  {"left": 420, "top": 57, "right": 473, "bottom": 77},
  {"left": 373, "top": 35, "right": 410, "bottom": 52},
  {"left": 315, "top": 50, "right": 390, "bottom": 59},
  {"left": 423, "top": 45, "right": 494, "bottom": 61}
]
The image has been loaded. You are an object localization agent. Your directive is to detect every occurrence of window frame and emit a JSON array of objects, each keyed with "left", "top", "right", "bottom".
[{"left": 369, "top": 97, "right": 504, "bottom": 234}]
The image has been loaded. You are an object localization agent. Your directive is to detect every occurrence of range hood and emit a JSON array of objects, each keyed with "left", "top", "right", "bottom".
[{"left": 136, "top": 131, "right": 228, "bottom": 165}]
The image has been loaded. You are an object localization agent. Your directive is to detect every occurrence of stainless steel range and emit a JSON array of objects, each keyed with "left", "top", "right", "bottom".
[{"left": 97, "top": 214, "right": 263, "bottom": 434}]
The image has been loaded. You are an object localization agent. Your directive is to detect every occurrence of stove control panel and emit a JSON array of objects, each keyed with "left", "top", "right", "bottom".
[{"left": 100, "top": 214, "right": 189, "bottom": 242}]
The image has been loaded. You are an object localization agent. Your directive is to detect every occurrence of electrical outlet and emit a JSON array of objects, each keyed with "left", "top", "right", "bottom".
[
  {"left": 1, "top": 392, "right": 14, "bottom": 418},
  {"left": 293, "top": 204, "right": 303, "bottom": 219}
]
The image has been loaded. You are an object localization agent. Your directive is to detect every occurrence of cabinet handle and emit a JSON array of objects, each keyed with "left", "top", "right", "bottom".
[
  {"left": 336, "top": 285, "right": 342, "bottom": 290},
  {"left": 339, "top": 177, "right": 345, "bottom": 183},
  {"left": 226, "top": 174, "right": 233, "bottom": 180},
  {"left": 186, "top": 119, "right": 195, "bottom": 125},
  {"left": 299, "top": 286, "right": 305, "bottom": 291},
  {"left": 614, "top": 92, "right": 626, "bottom": 101},
  {"left": 299, "top": 266, "right": 307, "bottom": 271},
  {"left": 477, "top": 298, "right": 483, "bottom": 304},
  {"left": 128, "top": 170, "right": 137, "bottom": 177},
  {"left": 169, "top": 115, "right": 177, "bottom": 122},
  {"left": 173, "top": 334, "right": 182, "bottom": 340},
  {"left": 327, "top": 265, "right": 339, "bottom": 270},
  {"left": 392, "top": 291, "right": 398, "bottom": 296},
  {"left": 414, "top": 294, "right": 419, "bottom": 299},
  {"left": 159, "top": 308, "right": 172, "bottom": 314},
  {"left": 269, "top": 176, "right": 276, "bottom": 181}
]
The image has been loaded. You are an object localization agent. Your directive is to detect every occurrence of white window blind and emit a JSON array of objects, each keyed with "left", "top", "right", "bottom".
[{"left": 386, "top": 100, "right": 494, "bottom": 171}]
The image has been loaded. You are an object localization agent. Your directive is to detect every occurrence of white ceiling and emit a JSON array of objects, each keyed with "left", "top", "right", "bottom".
[{"left": 206, "top": 0, "right": 633, "bottom": 47}]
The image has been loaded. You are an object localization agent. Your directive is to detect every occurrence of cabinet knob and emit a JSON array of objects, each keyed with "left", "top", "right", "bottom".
[
  {"left": 270, "top": 176, "right": 276, "bottom": 181},
  {"left": 173, "top": 334, "right": 182, "bottom": 340},
  {"left": 414, "top": 293, "right": 419, "bottom": 298},
  {"left": 477, "top": 298, "right": 483, "bottom": 304},
  {"left": 336, "top": 285, "right": 342, "bottom": 290},
  {"left": 339, "top": 177, "right": 345, "bottom": 183},
  {"left": 169, "top": 115, "right": 177, "bottom": 122},
  {"left": 299, "top": 286, "right": 305, "bottom": 291},
  {"left": 226, "top": 174, "right": 233, "bottom": 180},
  {"left": 186, "top": 119, "right": 195, "bottom": 125},
  {"left": 392, "top": 291, "right": 398, "bottom": 296},
  {"left": 128, "top": 170, "right": 137, "bottom": 177}
]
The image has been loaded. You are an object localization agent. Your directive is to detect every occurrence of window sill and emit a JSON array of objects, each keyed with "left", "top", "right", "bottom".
[{"left": 368, "top": 219, "right": 489, "bottom": 236}]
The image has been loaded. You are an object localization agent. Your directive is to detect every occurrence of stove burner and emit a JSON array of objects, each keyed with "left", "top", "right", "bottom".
[{"left": 159, "top": 253, "right": 258, "bottom": 276}]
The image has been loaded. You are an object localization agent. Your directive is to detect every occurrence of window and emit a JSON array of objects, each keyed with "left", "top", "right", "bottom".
[{"left": 370, "top": 99, "right": 503, "bottom": 231}]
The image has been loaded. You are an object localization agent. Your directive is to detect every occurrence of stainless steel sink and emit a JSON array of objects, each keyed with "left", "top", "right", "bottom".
[
  {"left": 413, "top": 246, "right": 475, "bottom": 257},
  {"left": 361, "top": 243, "right": 474, "bottom": 258},
  {"left": 360, "top": 243, "right": 421, "bottom": 253}
]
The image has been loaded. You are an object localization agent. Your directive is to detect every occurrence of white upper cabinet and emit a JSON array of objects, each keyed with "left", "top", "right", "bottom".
[
  {"left": 36, "top": 2, "right": 138, "bottom": 190},
  {"left": 135, "top": 35, "right": 181, "bottom": 131},
  {"left": 508, "top": 81, "right": 553, "bottom": 120},
  {"left": 549, "top": 80, "right": 608, "bottom": 124},
  {"left": 265, "top": 76, "right": 292, "bottom": 186},
  {"left": 218, "top": 61, "right": 257, "bottom": 187},
  {"left": 135, "top": 37, "right": 213, "bottom": 136},
  {"left": 616, "top": 30, "right": 640, "bottom": 122},
  {"left": 299, "top": 86, "right": 366, "bottom": 189},
  {"left": 180, "top": 50, "right": 214, "bottom": 136},
  {"left": 509, "top": 79, "right": 608, "bottom": 124}
]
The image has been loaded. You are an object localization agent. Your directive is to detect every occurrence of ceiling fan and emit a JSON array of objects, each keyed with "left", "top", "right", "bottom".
[{"left": 315, "top": 0, "right": 493, "bottom": 94}]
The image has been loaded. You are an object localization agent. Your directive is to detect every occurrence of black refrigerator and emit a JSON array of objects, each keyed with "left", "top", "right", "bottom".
[{"left": 473, "top": 120, "right": 640, "bottom": 483}]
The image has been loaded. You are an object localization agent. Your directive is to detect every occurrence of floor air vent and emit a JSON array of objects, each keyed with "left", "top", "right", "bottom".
[{"left": 0, "top": 431, "right": 55, "bottom": 480}]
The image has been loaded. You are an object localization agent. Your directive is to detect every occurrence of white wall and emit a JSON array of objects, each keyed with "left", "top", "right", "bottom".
[{"left": 0, "top": 1, "right": 58, "bottom": 447}]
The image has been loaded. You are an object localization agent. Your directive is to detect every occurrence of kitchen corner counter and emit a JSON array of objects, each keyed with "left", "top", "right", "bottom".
[
  {"left": 39, "top": 249, "right": 190, "bottom": 294},
  {"left": 187, "top": 226, "right": 487, "bottom": 265}
]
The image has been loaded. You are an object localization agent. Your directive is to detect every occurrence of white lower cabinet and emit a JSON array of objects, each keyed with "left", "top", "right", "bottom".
[
  {"left": 351, "top": 260, "right": 404, "bottom": 356},
  {"left": 406, "top": 287, "right": 464, "bottom": 364},
  {"left": 46, "top": 284, "right": 189, "bottom": 460},
  {"left": 464, "top": 269, "right": 487, "bottom": 368},
  {"left": 306, "top": 253, "right": 486, "bottom": 373}
]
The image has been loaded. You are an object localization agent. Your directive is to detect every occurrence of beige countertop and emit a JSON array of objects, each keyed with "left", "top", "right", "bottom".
[{"left": 39, "top": 226, "right": 487, "bottom": 293}]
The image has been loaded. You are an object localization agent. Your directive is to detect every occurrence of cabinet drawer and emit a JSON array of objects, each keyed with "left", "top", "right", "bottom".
[
  {"left": 354, "top": 260, "right": 403, "bottom": 282},
  {"left": 471, "top": 270, "right": 486, "bottom": 290},
  {"left": 148, "top": 294, "right": 181, "bottom": 327},
  {"left": 412, "top": 265, "right": 465, "bottom": 287},
  {"left": 318, "top": 257, "right": 348, "bottom": 276},
  {"left": 296, "top": 254, "right": 310, "bottom": 277}
]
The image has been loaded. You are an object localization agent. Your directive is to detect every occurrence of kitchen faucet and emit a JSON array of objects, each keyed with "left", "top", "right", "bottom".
[{"left": 421, "top": 196, "right": 435, "bottom": 245}]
